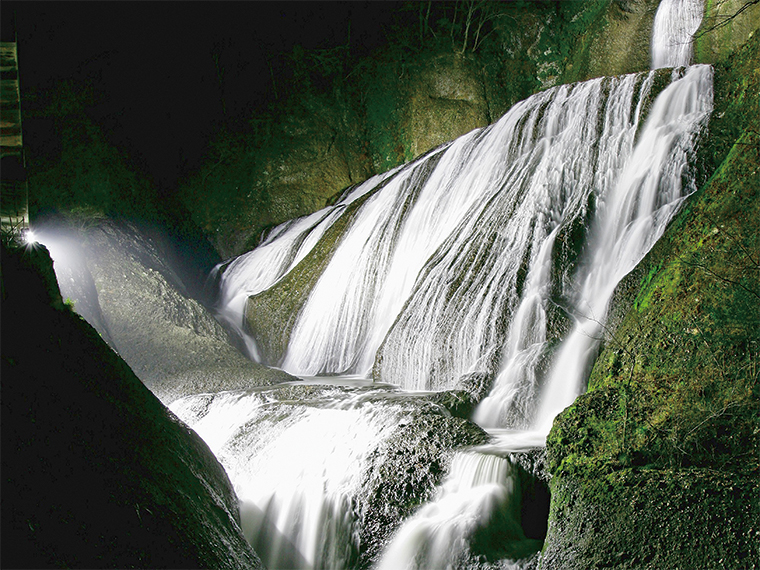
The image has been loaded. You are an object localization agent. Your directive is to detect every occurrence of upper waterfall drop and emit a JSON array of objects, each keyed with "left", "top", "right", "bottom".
[
  {"left": 220, "top": 61, "right": 712, "bottom": 396},
  {"left": 652, "top": 0, "right": 704, "bottom": 68}
]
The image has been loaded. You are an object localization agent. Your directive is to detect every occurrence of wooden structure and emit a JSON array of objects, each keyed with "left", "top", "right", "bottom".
[{"left": 1, "top": 40, "right": 29, "bottom": 239}]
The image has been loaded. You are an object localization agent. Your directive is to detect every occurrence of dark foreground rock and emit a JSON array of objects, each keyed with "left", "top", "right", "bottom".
[{"left": 1, "top": 243, "right": 262, "bottom": 568}]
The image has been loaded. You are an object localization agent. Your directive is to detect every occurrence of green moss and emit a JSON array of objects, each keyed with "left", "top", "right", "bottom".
[
  {"left": 542, "top": 468, "right": 760, "bottom": 569},
  {"left": 548, "top": 34, "right": 760, "bottom": 479},
  {"left": 695, "top": 0, "right": 760, "bottom": 64}
]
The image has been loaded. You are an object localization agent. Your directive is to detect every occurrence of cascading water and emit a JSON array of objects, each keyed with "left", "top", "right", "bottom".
[
  {"left": 212, "top": 170, "right": 397, "bottom": 360},
  {"left": 652, "top": 0, "right": 704, "bottom": 68},
  {"left": 172, "top": 387, "right": 398, "bottom": 570},
  {"left": 182, "top": 2, "right": 711, "bottom": 568},
  {"left": 476, "top": 63, "right": 713, "bottom": 434}
]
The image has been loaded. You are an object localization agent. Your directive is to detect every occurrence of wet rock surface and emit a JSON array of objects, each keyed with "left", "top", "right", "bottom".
[
  {"left": 358, "top": 407, "right": 490, "bottom": 567},
  {"left": 35, "top": 216, "right": 294, "bottom": 404},
  {"left": 425, "top": 371, "right": 496, "bottom": 419},
  {"left": 1, "top": 243, "right": 262, "bottom": 569}
]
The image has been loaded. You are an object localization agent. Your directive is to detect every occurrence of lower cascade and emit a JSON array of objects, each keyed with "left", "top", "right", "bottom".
[{"left": 170, "top": 56, "right": 715, "bottom": 569}]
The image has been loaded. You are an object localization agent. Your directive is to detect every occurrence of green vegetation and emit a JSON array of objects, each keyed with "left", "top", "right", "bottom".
[{"left": 547, "top": 31, "right": 759, "bottom": 478}]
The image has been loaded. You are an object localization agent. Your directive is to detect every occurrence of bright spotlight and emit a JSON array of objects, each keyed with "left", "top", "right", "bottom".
[{"left": 22, "top": 228, "right": 38, "bottom": 246}]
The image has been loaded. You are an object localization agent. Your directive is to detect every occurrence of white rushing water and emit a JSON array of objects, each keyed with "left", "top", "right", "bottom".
[
  {"left": 376, "top": 452, "right": 527, "bottom": 570},
  {"left": 171, "top": 387, "right": 407, "bottom": 570},
  {"left": 213, "top": 171, "right": 396, "bottom": 360},
  {"left": 220, "top": 64, "right": 711, "bottom": 405},
  {"left": 652, "top": 0, "right": 704, "bottom": 68},
  {"left": 477, "top": 63, "right": 713, "bottom": 433},
  {"left": 199, "top": 3, "right": 713, "bottom": 568}
]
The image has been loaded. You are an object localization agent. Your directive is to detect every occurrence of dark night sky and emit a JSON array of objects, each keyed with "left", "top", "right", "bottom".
[{"left": 2, "top": 1, "right": 404, "bottom": 190}]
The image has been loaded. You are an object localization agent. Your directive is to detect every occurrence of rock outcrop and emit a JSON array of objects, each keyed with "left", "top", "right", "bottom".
[{"left": 35, "top": 216, "right": 295, "bottom": 404}]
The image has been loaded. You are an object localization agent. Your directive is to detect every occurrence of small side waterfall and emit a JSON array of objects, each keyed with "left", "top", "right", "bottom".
[
  {"left": 652, "top": 0, "right": 704, "bottom": 68},
  {"left": 476, "top": 64, "right": 713, "bottom": 433},
  {"left": 376, "top": 453, "right": 529, "bottom": 570}
]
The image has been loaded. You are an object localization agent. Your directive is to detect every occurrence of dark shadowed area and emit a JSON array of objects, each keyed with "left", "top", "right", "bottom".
[{"left": 2, "top": 1, "right": 402, "bottom": 191}]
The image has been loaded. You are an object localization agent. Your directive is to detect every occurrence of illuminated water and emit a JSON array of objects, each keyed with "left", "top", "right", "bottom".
[
  {"left": 25, "top": 3, "right": 712, "bottom": 567},
  {"left": 178, "top": 4, "right": 712, "bottom": 568},
  {"left": 190, "top": 65, "right": 713, "bottom": 570}
]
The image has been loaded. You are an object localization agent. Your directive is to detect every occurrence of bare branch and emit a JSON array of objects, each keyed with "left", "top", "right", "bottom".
[{"left": 694, "top": 0, "right": 760, "bottom": 39}]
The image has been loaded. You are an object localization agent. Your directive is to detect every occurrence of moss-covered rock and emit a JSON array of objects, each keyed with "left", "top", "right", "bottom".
[
  {"left": 540, "top": 469, "right": 759, "bottom": 570},
  {"left": 560, "top": 0, "right": 660, "bottom": 84},
  {"left": 695, "top": 0, "right": 760, "bottom": 64},
  {"left": 358, "top": 405, "right": 490, "bottom": 567}
]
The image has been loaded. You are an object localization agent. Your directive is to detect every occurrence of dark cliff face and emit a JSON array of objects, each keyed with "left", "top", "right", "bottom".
[
  {"left": 176, "top": 0, "right": 760, "bottom": 258},
  {"left": 0, "top": 243, "right": 263, "bottom": 569}
]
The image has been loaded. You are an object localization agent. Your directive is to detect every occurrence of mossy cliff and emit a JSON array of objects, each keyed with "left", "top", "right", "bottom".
[
  {"left": 541, "top": 31, "right": 759, "bottom": 570},
  {"left": 695, "top": 0, "right": 760, "bottom": 63}
]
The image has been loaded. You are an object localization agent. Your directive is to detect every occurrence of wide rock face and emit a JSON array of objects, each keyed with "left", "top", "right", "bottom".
[
  {"left": 695, "top": 0, "right": 760, "bottom": 64},
  {"left": 35, "top": 216, "right": 294, "bottom": 404},
  {"left": 540, "top": 470, "right": 759, "bottom": 570},
  {"left": 0, "top": 243, "right": 262, "bottom": 568}
]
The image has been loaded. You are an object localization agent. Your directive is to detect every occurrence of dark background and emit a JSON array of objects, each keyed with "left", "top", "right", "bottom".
[{"left": 1, "top": 1, "right": 404, "bottom": 190}]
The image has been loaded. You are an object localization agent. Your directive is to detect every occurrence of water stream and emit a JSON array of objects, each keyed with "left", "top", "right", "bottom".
[{"left": 172, "top": 2, "right": 710, "bottom": 568}]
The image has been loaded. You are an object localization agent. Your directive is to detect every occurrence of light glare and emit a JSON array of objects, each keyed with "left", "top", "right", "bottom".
[{"left": 23, "top": 229, "right": 37, "bottom": 245}]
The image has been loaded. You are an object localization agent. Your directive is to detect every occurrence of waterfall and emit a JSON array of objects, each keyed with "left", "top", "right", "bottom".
[
  {"left": 221, "top": 64, "right": 711, "bottom": 405},
  {"left": 476, "top": 63, "right": 713, "bottom": 433},
  {"left": 377, "top": 71, "right": 656, "bottom": 399},
  {"left": 171, "top": 387, "right": 405, "bottom": 570},
  {"left": 375, "top": 453, "right": 530, "bottom": 570},
  {"left": 652, "top": 0, "right": 704, "bottom": 68},
  {"left": 198, "top": 4, "right": 714, "bottom": 568},
  {"left": 214, "top": 171, "right": 396, "bottom": 360}
]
